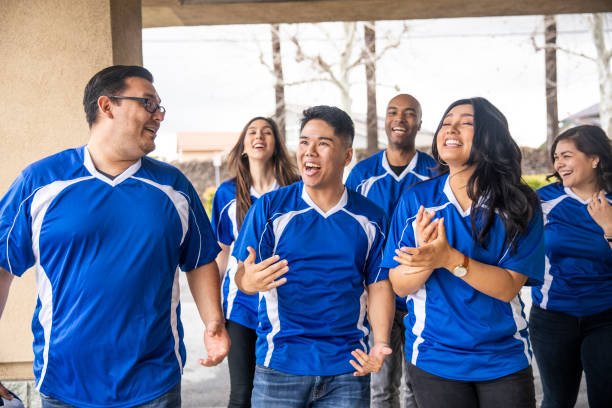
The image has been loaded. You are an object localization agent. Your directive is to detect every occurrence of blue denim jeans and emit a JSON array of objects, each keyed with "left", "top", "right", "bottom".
[
  {"left": 251, "top": 365, "right": 370, "bottom": 408},
  {"left": 530, "top": 304, "right": 612, "bottom": 408},
  {"left": 40, "top": 382, "right": 181, "bottom": 408}
]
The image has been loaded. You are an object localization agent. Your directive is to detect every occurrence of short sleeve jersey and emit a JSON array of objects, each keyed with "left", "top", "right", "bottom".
[
  {"left": 532, "top": 183, "right": 612, "bottom": 317},
  {"left": 380, "top": 174, "right": 545, "bottom": 381},
  {"left": 0, "top": 147, "right": 220, "bottom": 408},
  {"left": 346, "top": 150, "right": 437, "bottom": 311},
  {"left": 232, "top": 182, "right": 388, "bottom": 376},
  {"left": 211, "top": 179, "right": 279, "bottom": 329}
]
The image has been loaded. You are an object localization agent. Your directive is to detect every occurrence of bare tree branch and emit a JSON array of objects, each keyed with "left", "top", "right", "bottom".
[{"left": 531, "top": 33, "right": 596, "bottom": 61}]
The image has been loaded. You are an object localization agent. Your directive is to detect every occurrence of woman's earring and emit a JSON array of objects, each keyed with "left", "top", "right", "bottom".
[{"left": 242, "top": 152, "right": 248, "bottom": 158}]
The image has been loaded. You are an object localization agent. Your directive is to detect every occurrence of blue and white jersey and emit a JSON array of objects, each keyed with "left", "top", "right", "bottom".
[
  {"left": 346, "top": 150, "right": 438, "bottom": 217},
  {"left": 347, "top": 149, "right": 437, "bottom": 311},
  {"left": 211, "top": 179, "right": 279, "bottom": 329},
  {"left": 532, "top": 183, "right": 612, "bottom": 317},
  {"left": 0, "top": 146, "right": 220, "bottom": 408},
  {"left": 232, "top": 182, "right": 388, "bottom": 376},
  {"left": 380, "top": 174, "right": 545, "bottom": 381}
]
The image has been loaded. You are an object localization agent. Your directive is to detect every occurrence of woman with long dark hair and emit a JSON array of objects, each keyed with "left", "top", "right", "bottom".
[
  {"left": 211, "top": 117, "right": 298, "bottom": 408},
  {"left": 530, "top": 125, "right": 612, "bottom": 408},
  {"left": 380, "top": 97, "right": 544, "bottom": 407}
]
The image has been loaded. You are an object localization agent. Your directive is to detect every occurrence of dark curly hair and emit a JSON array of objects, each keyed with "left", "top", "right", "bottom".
[
  {"left": 548, "top": 125, "right": 612, "bottom": 193},
  {"left": 431, "top": 97, "right": 540, "bottom": 250}
]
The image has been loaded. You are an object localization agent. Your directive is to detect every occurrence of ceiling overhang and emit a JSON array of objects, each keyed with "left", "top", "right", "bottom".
[{"left": 142, "top": 0, "right": 612, "bottom": 28}]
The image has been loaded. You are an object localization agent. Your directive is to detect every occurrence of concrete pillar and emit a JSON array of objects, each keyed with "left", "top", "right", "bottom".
[{"left": 0, "top": 0, "right": 142, "bottom": 382}]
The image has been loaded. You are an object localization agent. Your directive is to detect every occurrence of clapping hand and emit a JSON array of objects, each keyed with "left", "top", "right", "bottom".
[
  {"left": 394, "top": 217, "right": 453, "bottom": 272},
  {"left": 587, "top": 190, "right": 612, "bottom": 237}
]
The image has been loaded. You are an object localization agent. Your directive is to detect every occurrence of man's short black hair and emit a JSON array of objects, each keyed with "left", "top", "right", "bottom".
[
  {"left": 299, "top": 105, "right": 355, "bottom": 147},
  {"left": 83, "top": 65, "right": 154, "bottom": 128}
]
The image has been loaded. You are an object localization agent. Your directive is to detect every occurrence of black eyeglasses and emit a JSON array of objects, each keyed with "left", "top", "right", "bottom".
[{"left": 108, "top": 96, "right": 166, "bottom": 114}]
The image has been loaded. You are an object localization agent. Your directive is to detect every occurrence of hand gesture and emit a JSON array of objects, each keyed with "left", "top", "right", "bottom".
[
  {"left": 242, "top": 247, "right": 288, "bottom": 294},
  {"left": 199, "top": 320, "right": 230, "bottom": 367},
  {"left": 394, "top": 217, "right": 453, "bottom": 271},
  {"left": 415, "top": 206, "right": 440, "bottom": 246},
  {"left": 587, "top": 190, "right": 612, "bottom": 236},
  {"left": 349, "top": 343, "right": 392, "bottom": 376}
]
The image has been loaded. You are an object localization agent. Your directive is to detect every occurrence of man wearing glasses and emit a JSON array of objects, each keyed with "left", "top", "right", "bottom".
[{"left": 0, "top": 65, "right": 229, "bottom": 407}]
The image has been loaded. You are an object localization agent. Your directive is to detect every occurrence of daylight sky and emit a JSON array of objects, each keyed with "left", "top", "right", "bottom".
[{"left": 142, "top": 13, "right": 609, "bottom": 160}]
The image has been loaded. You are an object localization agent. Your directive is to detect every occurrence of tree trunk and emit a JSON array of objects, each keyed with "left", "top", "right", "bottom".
[
  {"left": 271, "top": 24, "right": 286, "bottom": 142},
  {"left": 544, "top": 15, "right": 558, "bottom": 160},
  {"left": 365, "top": 21, "right": 378, "bottom": 157},
  {"left": 589, "top": 13, "right": 612, "bottom": 139}
]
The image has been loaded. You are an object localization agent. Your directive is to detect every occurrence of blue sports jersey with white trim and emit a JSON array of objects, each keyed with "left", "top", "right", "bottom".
[
  {"left": 380, "top": 174, "right": 545, "bottom": 381},
  {"left": 211, "top": 179, "right": 279, "bottom": 329},
  {"left": 232, "top": 182, "right": 388, "bottom": 376},
  {"left": 532, "top": 183, "right": 612, "bottom": 317},
  {"left": 347, "top": 150, "right": 437, "bottom": 311},
  {"left": 0, "top": 146, "right": 220, "bottom": 408}
]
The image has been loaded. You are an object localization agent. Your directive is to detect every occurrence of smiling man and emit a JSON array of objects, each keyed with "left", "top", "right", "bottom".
[
  {"left": 232, "top": 106, "right": 395, "bottom": 407},
  {"left": 346, "top": 94, "right": 437, "bottom": 408},
  {"left": 0, "top": 65, "right": 229, "bottom": 407}
]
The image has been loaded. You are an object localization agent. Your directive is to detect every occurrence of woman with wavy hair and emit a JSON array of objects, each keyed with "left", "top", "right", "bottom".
[
  {"left": 211, "top": 117, "right": 298, "bottom": 408},
  {"left": 380, "top": 97, "right": 544, "bottom": 408},
  {"left": 530, "top": 125, "right": 612, "bottom": 408}
]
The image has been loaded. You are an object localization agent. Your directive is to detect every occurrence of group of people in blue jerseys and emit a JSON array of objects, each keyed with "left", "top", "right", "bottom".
[{"left": 0, "top": 64, "right": 610, "bottom": 408}]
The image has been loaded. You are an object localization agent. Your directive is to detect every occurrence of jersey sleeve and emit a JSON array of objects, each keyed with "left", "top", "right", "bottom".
[
  {"left": 345, "top": 167, "right": 361, "bottom": 192},
  {"left": 365, "top": 214, "right": 389, "bottom": 285},
  {"left": 180, "top": 183, "right": 221, "bottom": 271},
  {"left": 232, "top": 197, "right": 274, "bottom": 263},
  {"left": 380, "top": 192, "right": 418, "bottom": 271},
  {"left": 0, "top": 172, "right": 35, "bottom": 277},
  {"left": 497, "top": 209, "right": 545, "bottom": 286},
  {"left": 211, "top": 186, "right": 235, "bottom": 246}
]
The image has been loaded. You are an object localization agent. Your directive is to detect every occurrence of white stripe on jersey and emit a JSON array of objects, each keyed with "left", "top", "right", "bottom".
[
  {"left": 409, "top": 287, "right": 427, "bottom": 365},
  {"left": 228, "top": 201, "right": 238, "bottom": 241},
  {"left": 263, "top": 288, "right": 281, "bottom": 366},
  {"left": 271, "top": 208, "right": 312, "bottom": 254},
  {"left": 132, "top": 177, "right": 190, "bottom": 245},
  {"left": 170, "top": 267, "right": 183, "bottom": 372},
  {"left": 510, "top": 294, "right": 531, "bottom": 364},
  {"left": 539, "top": 256, "right": 553, "bottom": 309},
  {"left": 30, "top": 176, "right": 94, "bottom": 390},
  {"left": 224, "top": 256, "right": 240, "bottom": 318},
  {"left": 538, "top": 195, "right": 567, "bottom": 308},
  {"left": 357, "top": 173, "right": 387, "bottom": 197},
  {"left": 35, "top": 264, "right": 53, "bottom": 391},
  {"left": 357, "top": 289, "right": 369, "bottom": 350},
  {"left": 216, "top": 199, "right": 236, "bottom": 242}
]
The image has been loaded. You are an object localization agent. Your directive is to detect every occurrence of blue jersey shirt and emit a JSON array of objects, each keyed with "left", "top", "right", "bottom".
[
  {"left": 211, "top": 179, "right": 279, "bottom": 329},
  {"left": 347, "top": 150, "right": 437, "bottom": 311},
  {"left": 0, "top": 147, "right": 220, "bottom": 408},
  {"left": 380, "top": 174, "right": 545, "bottom": 381},
  {"left": 232, "top": 182, "right": 388, "bottom": 376},
  {"left": 532, "top": 183, "right": 612, "bottom": 317}
]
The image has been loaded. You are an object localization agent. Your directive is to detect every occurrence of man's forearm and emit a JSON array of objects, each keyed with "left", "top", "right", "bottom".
[
  {"left": 186, "top": 261, "right": 224, "bottom": 327},
  {"left": 367, "top": 279, "right": 395, "bottom": 345},
  {"left": 0, "top": 267, "right": 14, "bottom": 319}
]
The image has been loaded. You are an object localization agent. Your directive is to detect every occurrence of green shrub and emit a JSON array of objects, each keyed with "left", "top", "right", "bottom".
[{"left": 523, "top": 174, "right": 554, "bottom": 190}]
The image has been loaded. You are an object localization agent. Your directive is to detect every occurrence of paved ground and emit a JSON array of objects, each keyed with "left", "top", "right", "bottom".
[{"left": 179, "top": 276, "right": 588, "bottom": 407}]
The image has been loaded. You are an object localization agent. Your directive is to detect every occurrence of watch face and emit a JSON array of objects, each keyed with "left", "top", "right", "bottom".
[{"left": 453, "top": 265, "right": 467, "bottom": 277}]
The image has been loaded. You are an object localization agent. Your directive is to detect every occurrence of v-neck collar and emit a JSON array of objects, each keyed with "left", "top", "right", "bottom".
[
  {"left": 381, "top": 150, "right": 419, "bottom": 182},
  {"left": 83, "top": 146, "right": 142, "bottom": 187},
  {"left": 301, "top": 184, "right": 348, "bottom": 218},
  {"left": 443, "top": 175, "right": 470, "bottom": 217},
  {"left": 564, "top": 186, "right": 591, "bottom": 205},
  {"left": 250, "top": 180, "right": 280, "bottom": 199}
]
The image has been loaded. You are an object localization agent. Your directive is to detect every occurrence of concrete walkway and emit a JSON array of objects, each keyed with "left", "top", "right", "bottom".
[{"left": 179, "top": 276, "right": 588, "bottom": 407}]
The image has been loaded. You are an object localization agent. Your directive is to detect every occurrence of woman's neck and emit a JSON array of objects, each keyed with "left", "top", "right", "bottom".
[
  {"left": 249, "top": 159, "right": 276, "bottom": 195},
  {"left": 568, "top": 179, "right": 600, "bottom": 201},
  {"left": 448, "top": 165, "right": 475, "bottom": 212}
]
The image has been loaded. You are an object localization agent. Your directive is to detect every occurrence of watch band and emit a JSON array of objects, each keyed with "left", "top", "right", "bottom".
[{"left": 606, "top": 235, "right": 612, "bottom": 242}]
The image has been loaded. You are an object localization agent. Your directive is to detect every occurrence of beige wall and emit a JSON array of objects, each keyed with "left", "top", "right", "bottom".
[{"left": 0, "top": 0, "right": 142, "bottom": 380}]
